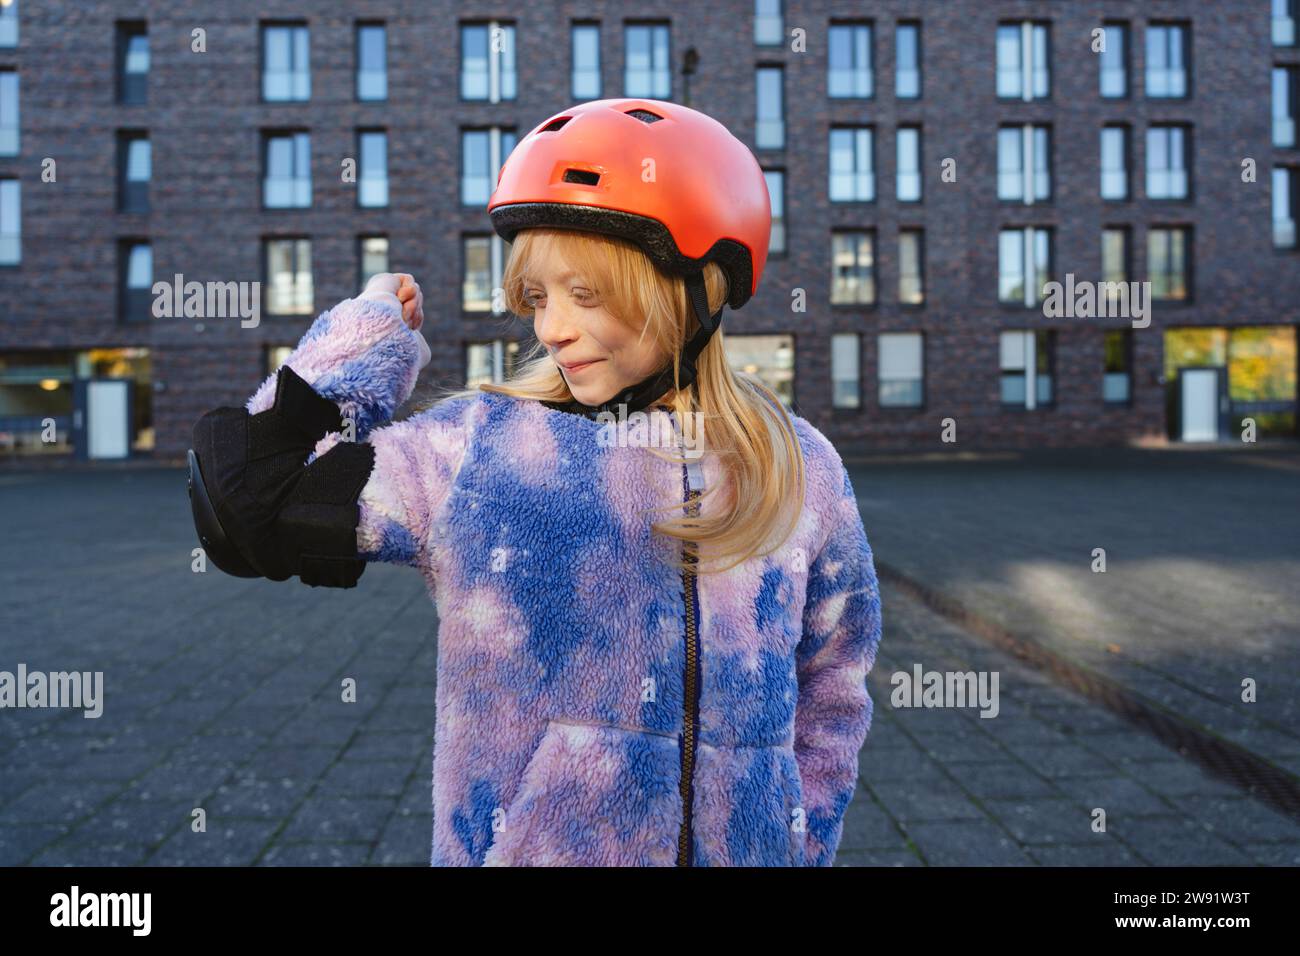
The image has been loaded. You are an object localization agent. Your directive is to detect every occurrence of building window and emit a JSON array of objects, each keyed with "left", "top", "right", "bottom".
[
  {"left": 463, "top": 235, "right": 493, "bottom": 312},
  {"left": 1099, "top": 23, "right": 1128, "bottom": 97},
  {"left": 879, "top": 332, "right": 923, "bottom": 408},
  {"left": 1000, "top": 330, "right": 1054, "bottom": 408},
  {"left": 896, "top": 22, "right": 920, "bottom": 98},
  {"left": 356, "top": 23, "right": 387, "bottom": 101},
  {"left": 896, "top": 127, "right": 921, "bottom": 201},
  {"left": 263, "top": 131, "right": 311, "bottom": 209},
  {"left": 625, "top": 22, "right": 670, "bottom": 98},
  {"left": 572, "top": 23, "right": 601, "bottom": 99},
  {"left": 358, "top": 130, "right": 388, "bottom": 208},
  {"left": 1102, "top": 227, "right": 1130, "bottom": 284},
  {"left": 264, "top": 239, "right": 313, "bottom": 316},
  {"left": 0, "top": 1, "right": 17, "bottom": 48},
  {"left": 1100, "top": 125, "right": 1129, "bottom": 200},
  {"left": 118, "top": 133, "right": 151, "bottom": 213},
  {"left": 358, "top": 235, "right": 388, "bottom": 290},
  {"left": 727, "top": 335, "right": 794, "bottom": 405},
  {"left": 829, "top": 22, "right": 873, "bottom": 98},
  {"left": 1146, "top": 125, "right": 1189, "bottom": 199},
  {"left": 830, "top": 333, "right": 860, "bottom": 409},
  {"left": 756, "top": 66, "right": 784, "bottom": 149},
  {"left": 1148, "top": 227, "right": 1190, "bottom": 300},
  {"left": 996, "top": 21, "right": 1050, "bottom": 100},
  {"left": 999, "top": 227, "right": 1052, "bottom": 305},
  {"left": 0, "top": 178, "right": 19, "bottom": 266},
  {"left": 997, "top": 125, "right": 1051, "bottom": 202},
  {"left": 831, "top": 231, "right": 875, "bottom": 305},
  {"left": 755, "top": 0, "right": 783, "bottom": 46},
  {"left": 829, "top": 126, "right": 874, "bottom": 201},
  {"left": 467, "top": 340, "right": 521, "bottom": 387},
  {"left": 899, "top": 229, "right": 924, "bottom": 304},
  {"left": 266, "top": 345, "right": 294, "bottom": 376},
  {"left": 463, "top": 234, "right": 510, "bottom": 313},
  {"left": 117, "top": 22, "right": 148, "bottom": 105},
  {"left": 764, "top": 169, "right": 786, "bottom": 254},
  {"left": 1146, "top": 23, "right": 1188, "bottom": 98},
  {"left": 1274, "top": 166, "right": 1298, "bottom": 248},
  {"left": 1103, "top": 330, "right": 1133, "bottom": 404},
  {"left": 262, "top": 23, "right": 309, "bottom": 102},
  {"left": 0, "top": 70, "right": 16, "bottom": 156},
  {"left": 120, "top": 241, "right": 152, "bottom": 322},
  {"left": 1277, "top": 0, "right": 1297, "bottom": 46},
  {"left": 461, "top": 127, "right": 517, "bottom": 207},
  {"left": 461, "top": 21, "right": 517, "bottom": 102},
  {"left": 1274, "top": 66, "right": 1297, "bottom": 148}
]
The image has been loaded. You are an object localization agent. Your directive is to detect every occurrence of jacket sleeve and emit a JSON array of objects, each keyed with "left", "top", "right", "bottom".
[
  {"left": 247, "top": 292, "right": 474, "bottom": 571},
  {"left": 347, "top": 394, "right": 477, "bottom": 569},
  {"left": 247, "top": 291, "right": 429, "bottom": 436},
  {"left": 793, "top": 450, "right": 883, "bottom": 867}
]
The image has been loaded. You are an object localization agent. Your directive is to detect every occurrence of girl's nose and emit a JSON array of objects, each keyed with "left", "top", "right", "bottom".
[{"left": 534, "top": 301, "right": 578, "bottom": 351}]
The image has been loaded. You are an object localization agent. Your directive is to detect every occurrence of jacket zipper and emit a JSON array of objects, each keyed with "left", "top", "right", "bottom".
[{"left": 676, "top": 459, "right": 703, "bottom": 866}]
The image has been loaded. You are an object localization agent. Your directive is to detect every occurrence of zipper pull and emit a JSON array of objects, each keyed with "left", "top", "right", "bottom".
[{"left": 685, "top": 456, "right": 705, "bottom": 493}]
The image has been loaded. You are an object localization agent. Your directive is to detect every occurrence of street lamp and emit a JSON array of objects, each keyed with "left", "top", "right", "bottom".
[{"left": 682, "top": 47, "right": 698, "bottom": 106}]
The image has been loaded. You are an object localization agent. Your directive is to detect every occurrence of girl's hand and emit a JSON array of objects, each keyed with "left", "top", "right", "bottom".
[{"left": 360, "top": 272, "right": 424, "bottom": 331}]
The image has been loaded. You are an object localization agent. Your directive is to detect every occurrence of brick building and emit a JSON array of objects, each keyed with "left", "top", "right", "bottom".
[{"left": 0, "top": 0, "right": 1297, "bottom": 459}]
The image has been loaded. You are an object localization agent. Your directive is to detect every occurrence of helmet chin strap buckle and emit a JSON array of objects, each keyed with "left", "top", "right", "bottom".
[{"left": 544, "top": 273, "right": 721, "bottom": 421}]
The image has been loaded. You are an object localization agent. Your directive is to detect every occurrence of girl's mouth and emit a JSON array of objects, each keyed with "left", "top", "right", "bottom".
[{"left": 560, "top": 359, "right": 603, "bottom": 374}]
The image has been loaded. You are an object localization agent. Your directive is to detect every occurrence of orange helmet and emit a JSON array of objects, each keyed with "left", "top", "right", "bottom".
[
  {"left": 488, "top": 98, "right": 771, "bottom": 310},
  {"left": 486, "top": 98, "right": 771, "bottom": 415}
]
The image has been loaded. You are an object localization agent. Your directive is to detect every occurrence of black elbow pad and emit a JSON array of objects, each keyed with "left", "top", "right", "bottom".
[{"left": 187, "top": 365, "right": 377, "bottom": 588}]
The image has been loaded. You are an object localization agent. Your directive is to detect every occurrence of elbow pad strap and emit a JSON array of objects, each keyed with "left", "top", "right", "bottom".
[
  {"left": 187, "top": 365, "right": 376, "bottom": 588},
  {"left": 278, "top": 441, "right": 375, "bottom": 588}
]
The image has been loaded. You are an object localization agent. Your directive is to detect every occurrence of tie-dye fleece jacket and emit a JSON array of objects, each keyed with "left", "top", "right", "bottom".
[{"left": 245, "top": 292, "right": 883, "bottom": 867}]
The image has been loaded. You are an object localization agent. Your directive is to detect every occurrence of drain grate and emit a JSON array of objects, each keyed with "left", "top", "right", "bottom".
[{"left": 877, "top": 561, "right": 1300, "bottom": 824}]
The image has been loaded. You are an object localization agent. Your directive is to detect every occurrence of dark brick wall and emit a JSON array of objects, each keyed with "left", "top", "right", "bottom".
[{"left": 0, "top": 1, "right": 1296, "bottom": 457}]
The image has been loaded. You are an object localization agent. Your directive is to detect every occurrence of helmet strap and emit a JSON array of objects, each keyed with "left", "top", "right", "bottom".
[{"left": 542, "top": 271, "right": 724, "bottom": 420}]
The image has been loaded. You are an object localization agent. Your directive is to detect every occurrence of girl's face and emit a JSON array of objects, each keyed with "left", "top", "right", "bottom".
[{"left": 522, "top": 245, "right": 669, "bottom": 407}]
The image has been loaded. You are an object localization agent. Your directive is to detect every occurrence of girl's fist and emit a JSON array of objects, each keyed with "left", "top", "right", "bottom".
[{"left": 361, "top": 272, "right": 424, "bottom": 331}]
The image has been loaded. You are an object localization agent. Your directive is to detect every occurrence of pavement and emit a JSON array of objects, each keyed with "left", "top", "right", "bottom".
[{"left": 1, "top": 446, "right": 1298, "bottom": 866}]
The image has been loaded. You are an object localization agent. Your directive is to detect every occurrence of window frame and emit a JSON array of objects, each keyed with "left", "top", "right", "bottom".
[
  {"left": 261, "top": 129, "right": 312, "bottom": 210},
  {"left": 830, "top": 229, "right": 877, "bottom": 306},
  {"left": 262, "top": 236, "right": 315, "bottom": 317},
  {"left": 1099, "top": 22, "right": 1129, "bottom": 98},
  {"left": 1145, "top": 22, "right": 1191, "bottom": 100},
  {"left": 623, "top": 21, "right": 672, "bottom": 99},
  {"left": 355, "top": 21, "right": 388, "bottom": 102},
  {"left": 878, "top": 331, "right": 925, "bottom": 409},
  {"left": 895, "top": 21, "right": 921, "bottom": 99},
  {"left": 260, "top": 21, "right": 311, "bottom": 103},
  {"left": 828, "top": 20, "right": 874, "bottom": 99},
  {"left": 571, "top": 21, "right": 602, "bottom": 100}
]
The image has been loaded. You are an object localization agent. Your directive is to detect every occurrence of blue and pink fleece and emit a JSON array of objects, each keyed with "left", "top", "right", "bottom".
[{"left": 247, "top": 294, "right": 883, "bottom": 866}]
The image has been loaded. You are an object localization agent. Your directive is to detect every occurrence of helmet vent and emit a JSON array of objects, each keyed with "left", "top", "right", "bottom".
[
  {"left": 561, "top": 168, "right": 601, "bottom": 186},
  {"left": 540, "top": 117, "right": 571, "bottom": 132},
  {"left": 625, "top": 108, "right": 664, "bottom": 124}
]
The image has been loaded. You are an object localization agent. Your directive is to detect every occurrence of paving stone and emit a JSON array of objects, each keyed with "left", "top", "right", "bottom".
[
  {"left": 0, "top": 824, "right": 71, "bottom": 866},
  {"left": 146, "top": 820, "right": 281, "bottom": 866},
  {"left": 282, "top": 796, "right": 397, "bottom": 842},
  {"left": 904, "top": 820, "right": 1037, "bottom": 866},
  {"left": 258, "top": 842, "right": 374, "bottom": 866}
]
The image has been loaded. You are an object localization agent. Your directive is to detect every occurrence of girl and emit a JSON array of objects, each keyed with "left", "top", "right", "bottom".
[{"left": 187, "top": 98, "right": 882, "bottom": 866}]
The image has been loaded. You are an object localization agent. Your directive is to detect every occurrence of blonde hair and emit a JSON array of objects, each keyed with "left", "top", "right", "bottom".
[{"left": 422, "top": 227, "right": 805, "bottom": 574}]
